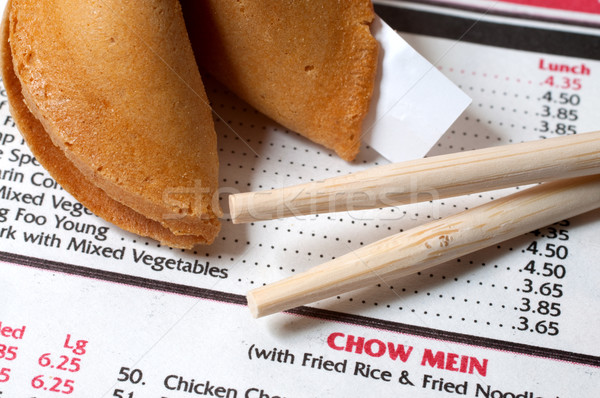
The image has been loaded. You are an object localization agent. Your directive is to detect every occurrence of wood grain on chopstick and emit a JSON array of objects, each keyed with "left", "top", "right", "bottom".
[
  {"left": 246, "top": 174, "right": 600, "bottom": 318},
  {"left": 230, "top": 131, "right": 600, "bottom": 224}
]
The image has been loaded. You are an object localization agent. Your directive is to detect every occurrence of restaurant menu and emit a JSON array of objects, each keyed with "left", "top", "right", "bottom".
[{"left": 1, "top": 0, "right": 599, "bottom": 396}]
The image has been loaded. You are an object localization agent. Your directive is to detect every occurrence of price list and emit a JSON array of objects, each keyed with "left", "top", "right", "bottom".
[
  {"left": 0, "top": 322, "right": 87, "bottom": 396},
  {"left": 0, "top": 322, "right": 22, "bottom": 389},
  {"left": 296, "top": 33, "right": 600, "bottom": 358},
  {"left": 536, "top": 59, "right": 587, "bottom": 138},
  {"left": 515, "top": 222, "right": 571, "bottom": 336}
]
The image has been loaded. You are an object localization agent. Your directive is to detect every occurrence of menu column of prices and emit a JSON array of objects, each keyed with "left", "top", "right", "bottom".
[
  {"left": 514, "top": 222, "right": 571, "bottom": 337},
  {"left": 30, "top": 335, "right": 88, "bottom": 395},
  {"left": 0, "top": 321, "right": 88, "bottom": 395},
  {"left": 535, "top": 58, "right": 589, "bottom": 139},
  {"left": 0, "top": 321, "right": 23, "bottom": 392},
  {"left": 381, "top": 34, "right": 600, "bottom": 352}
]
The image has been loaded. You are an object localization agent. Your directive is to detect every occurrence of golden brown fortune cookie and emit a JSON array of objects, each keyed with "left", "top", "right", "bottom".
[
  {"left": 182, "top": 0, "right": 378, "bottom": 161},
  {"left": 2, "top": 0, "right": 221, "bottom": 249}
]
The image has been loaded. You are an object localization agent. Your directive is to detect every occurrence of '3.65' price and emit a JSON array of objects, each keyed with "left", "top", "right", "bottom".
[{"left": 516, "top": 318, "right": 559, "bottom": 336}]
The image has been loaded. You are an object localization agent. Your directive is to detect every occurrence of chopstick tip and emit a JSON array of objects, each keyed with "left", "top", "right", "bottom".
[{"left": 246, "top": 290, "right": 261, "bottom": 318}]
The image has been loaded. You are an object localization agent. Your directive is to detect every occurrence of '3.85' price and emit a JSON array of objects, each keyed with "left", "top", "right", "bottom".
[
  {"left": 519, "top": 298, "right": 561, "bottom": 317},
  {"left": 538, "top": 121, "right": 577, "bottom": 136}
]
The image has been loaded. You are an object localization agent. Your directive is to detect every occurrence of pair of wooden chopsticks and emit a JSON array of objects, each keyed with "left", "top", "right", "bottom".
[{"left": 229, "top": 131, "right": 600, "bottom": 318}]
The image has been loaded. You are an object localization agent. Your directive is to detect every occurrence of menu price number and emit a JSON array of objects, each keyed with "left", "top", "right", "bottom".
[
  {"left": 516, "top": 318, "right": 559, "bottom": 336},
  {"left": 539, "top": 105, "right": 578, "bottom": 121},
  {"left": 541, "top": 76, "right": 582, "bottom": 91},
  {"left": 524, "top": 241, "right": 568, "bottom": 260},
  {"left": 113, "top": 367, "right": 145, "bottom": 397},
  {"left": 539, "top": 91, "right": 581, "bottom": 105},
  {"left": 529, "top": 225, "right": 570, "bottom": 241},
  {"left": 31, "top": 375, "right": 74, "bottom": 394},
  {"left": 522, "top": 260, "right": 566, "bottom": 278},
  {"left": 538, "top": 122, "right": 577, "bottom": 137},
  {"left": 521, "top": 280, "right": 563, "bottom": 298},
  {"left": 518, "top": 298, "right": 561, "bottom": 317},
  {"left": 38, "top": 353, "right": 81, "bottom": 372}
]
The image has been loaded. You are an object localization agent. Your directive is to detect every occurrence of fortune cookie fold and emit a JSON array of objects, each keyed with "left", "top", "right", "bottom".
[
  {"left": 2, "top": 0, "right": 221, "bottom": 248},
  {"left": 182, "top": 0, "right": 379, "bottom": 161}
]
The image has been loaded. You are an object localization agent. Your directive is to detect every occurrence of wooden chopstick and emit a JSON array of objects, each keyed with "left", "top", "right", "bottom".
[
  {"left": 247, "top": 174, "right": 600, "bottom": 318},
  {"left": 230, "top": 131, "right": 600, "bottom": 224}
]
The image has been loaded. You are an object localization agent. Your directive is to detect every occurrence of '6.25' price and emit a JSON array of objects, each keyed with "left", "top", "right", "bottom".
[
  {"left": 38, "top": 353, "right": 81, "bottom": 372},
  {"left": 31, "top": 375, "right": 74, "bottom": 394}
]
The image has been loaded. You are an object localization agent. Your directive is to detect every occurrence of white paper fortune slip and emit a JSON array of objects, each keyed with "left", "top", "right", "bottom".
[{"left": 363, "top": 16, "right": 471, "bottom": 162}]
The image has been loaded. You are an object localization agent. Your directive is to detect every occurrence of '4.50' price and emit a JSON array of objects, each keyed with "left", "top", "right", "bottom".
[{"left": 525, "top": 242, "right": 568, "bottom": 259}]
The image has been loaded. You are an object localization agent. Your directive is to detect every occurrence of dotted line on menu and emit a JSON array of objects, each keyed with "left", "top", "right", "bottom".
[
  {"left": 336, "top": 288, "right": 508, "bottom": 328},
  {"left": 329, "top": 246, "right": 520, "bottom": 325},
  {"left": 438, "top": 66, "right": 535, "bottom": 85},
  {"left": 456, "top": 85, "right": 533, "bottom": 133}
]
